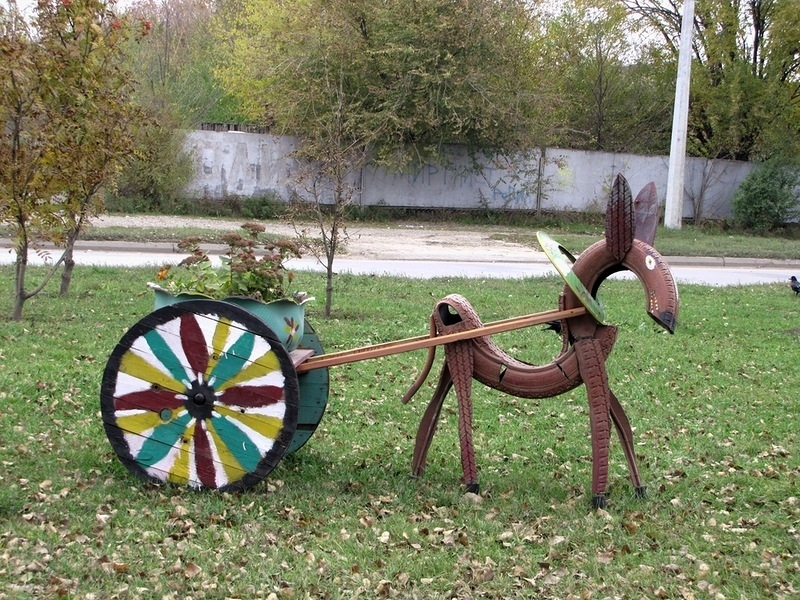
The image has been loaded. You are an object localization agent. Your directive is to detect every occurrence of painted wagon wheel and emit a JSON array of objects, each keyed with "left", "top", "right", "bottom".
[{"left": 100, "top": 299, "right": 299, "bottom": 492}]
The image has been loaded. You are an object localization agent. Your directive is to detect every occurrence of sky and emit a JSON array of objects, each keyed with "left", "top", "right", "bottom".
[{"left": 10, "top": 0, "right": 134, "bottom": 16}]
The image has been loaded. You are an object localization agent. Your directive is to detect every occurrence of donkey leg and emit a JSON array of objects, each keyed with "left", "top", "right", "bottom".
[
  {"left": 574, "top": 337, "right": 612, "bottom": 509},
  {"left": 609, "top": 390, "right": 646, "bottom": 498},
  {"left": 445, "top": 341, "right": 479, "bottom": 493},
  {"left": 402, "top": 316, "right": 438, "bottom": 405},
  {"left": 411, "top": 363, "right": 453, "bottom": 478}
]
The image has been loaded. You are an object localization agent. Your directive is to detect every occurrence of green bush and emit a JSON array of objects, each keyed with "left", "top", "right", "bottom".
[
  {"left": 104, "top": 191, "right": 290, "bottom": 219},
  {"left": 111, "top": 120, "right": 194, "bottom": 211},
  {"left": 732, "top": 158, "right": 800, "bottom": 232},
  {"left": 241, "top": 191, "right": 288, "bottom": 219}
]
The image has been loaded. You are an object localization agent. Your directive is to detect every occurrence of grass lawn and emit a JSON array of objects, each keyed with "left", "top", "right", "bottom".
[{"left": 1, "top": 265, "right": 798, "bottom": 599}]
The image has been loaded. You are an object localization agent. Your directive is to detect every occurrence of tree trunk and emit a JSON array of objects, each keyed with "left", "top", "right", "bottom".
[
  {"left": 60, "top": 239, "right": 76, "bottom": 296},
  {"left": 324, "top": 214, "right": 340, "bottom": 318},
  {"left": 12, "top": 246, "right": 28, "bottom": 321},
  {"left": 325, "top": 262, "right": 334, "bottom": 318},
  {"left": 9, "top": 233, "right": 67, "bottom": 320}
]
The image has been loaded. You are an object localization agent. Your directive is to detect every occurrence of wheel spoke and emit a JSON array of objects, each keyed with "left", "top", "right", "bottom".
[{"left": 101, "top": 299, "right": 298, "bottom": 491}]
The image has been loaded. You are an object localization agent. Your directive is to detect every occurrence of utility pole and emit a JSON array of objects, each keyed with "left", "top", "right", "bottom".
[{"left": 664, "top": 0, "right": 695, "bottom": 229}]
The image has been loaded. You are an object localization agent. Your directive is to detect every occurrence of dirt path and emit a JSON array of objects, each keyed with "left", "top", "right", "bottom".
[{"left": 91, "top": 215, "right": 545, "bottom": 263}]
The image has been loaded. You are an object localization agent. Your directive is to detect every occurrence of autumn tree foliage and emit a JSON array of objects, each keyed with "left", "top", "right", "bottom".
[
  {"left": 218, "top": 0, "right": 555, "bottom": 316},
  {"left": 112, "top": 0, "right": 241, "bottom": 210},
  {"left": 623, "top": 0, "right": 800, "bottom": 161},
  {"left": 38, "top": 0, "right": 144, "bottom": 296},
  {"left": 0, "top": 0, "right": 141, "bottom": 319},
  {"left": 0, "top": 3, "right": 53, "bottom": 320},
  {"left": 543, "top": 0, "right": 676, "bottom": 154}
]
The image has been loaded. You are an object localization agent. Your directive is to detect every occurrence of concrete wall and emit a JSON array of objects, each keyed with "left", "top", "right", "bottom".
[
  {"left": 185, "top": 130, "right": 754, "bottom": 220},
  {"left": 187, "top": 131, "right": 297, "bottom": 199}
]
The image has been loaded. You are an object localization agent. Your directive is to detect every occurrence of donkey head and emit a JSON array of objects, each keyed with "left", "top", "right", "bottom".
[{"left": 561, "top": 174, "right": 679, "bottom": 334}]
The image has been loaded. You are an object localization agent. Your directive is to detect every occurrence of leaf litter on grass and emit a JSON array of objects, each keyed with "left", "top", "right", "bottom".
[{"left": 0, "top": 268, "right": 798, "bottom": 598}]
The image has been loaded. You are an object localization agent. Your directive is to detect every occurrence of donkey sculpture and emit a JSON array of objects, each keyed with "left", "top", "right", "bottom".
[{"left": 403, "top": 174, "right": 679, "bottom": 508}]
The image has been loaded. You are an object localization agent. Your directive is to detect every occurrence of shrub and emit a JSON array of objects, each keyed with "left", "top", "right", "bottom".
[
  {"left": 242, "top": 191, "right": 288, "bottom": 219},
  {"left": 732, "top": 158, "right": 800, "bottom": 232},
  {"left": 111, "top": 120, "right": 194, "bottom": 211}
]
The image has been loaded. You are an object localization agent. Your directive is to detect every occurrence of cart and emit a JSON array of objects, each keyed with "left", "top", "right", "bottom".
[{"left": 99, "top": 174, "right": 679, "bottom": 506}]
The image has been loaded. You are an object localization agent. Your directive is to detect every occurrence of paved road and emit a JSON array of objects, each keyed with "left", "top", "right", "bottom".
[{"left": 3, "top": 238, "right": 799, "bottom": 287}]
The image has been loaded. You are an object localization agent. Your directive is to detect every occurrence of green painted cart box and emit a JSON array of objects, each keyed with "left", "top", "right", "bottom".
[{"left": 148, "top": 284, "right": 328, "bottom": 456}]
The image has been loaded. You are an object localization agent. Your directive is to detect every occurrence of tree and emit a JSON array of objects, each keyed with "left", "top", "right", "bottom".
[
  {"left": 0, "top": 0, "right": 141, "bottom": 319},
  {"left": 285, "top": 108, "right": 370, "bottom": 318},
  {"left": 0, "top": 2, "right": 58, "bottom": 319},
  {"left": 111, "top": 111, "right": 193, "bottom": 210},
  {"left": 622, "top": 0, "right": 800, "bottom": 161},
  {"left": 125, "top": 0, "right": 244, "bottom": 126},
  {"left": 544, "top": 0, "right": 675, "bottom": 154},
  {"left": 113, "top": 0, "right": 234, "bottom": 209},
  {"left": 218, "top": 0, "right": 554, "bottom": 316},
  {"left": 35, "top": 0, "right": 142, "bottom": 296}
]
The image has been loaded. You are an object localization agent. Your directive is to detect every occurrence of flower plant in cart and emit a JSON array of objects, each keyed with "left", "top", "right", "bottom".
[{"left": 157, "top": 222, "right": 304, "bottom": 303}]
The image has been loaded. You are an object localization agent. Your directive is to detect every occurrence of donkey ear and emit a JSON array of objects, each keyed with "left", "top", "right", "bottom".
[
  {"left": 605, "top": 173, "right": 634, "bottom": 261},
  {"left": 633, "top": 182, "right": 659, "bottom": 246}
]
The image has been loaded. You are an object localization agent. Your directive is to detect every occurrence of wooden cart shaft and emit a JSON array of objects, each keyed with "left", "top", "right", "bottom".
[{"left": 295, "top": 306, "right": 586, "bottom": 373}]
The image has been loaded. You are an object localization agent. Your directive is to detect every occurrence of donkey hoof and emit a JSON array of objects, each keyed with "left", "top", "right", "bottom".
[
  {"left": 465, "top": 482, "right": 480, "bottom": 494},
  {"left": 634, "top": 486, "right": 647, "bottom": 499},
  {"left": 591, "top": 494, "right": 607, "bottom": 509}
]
